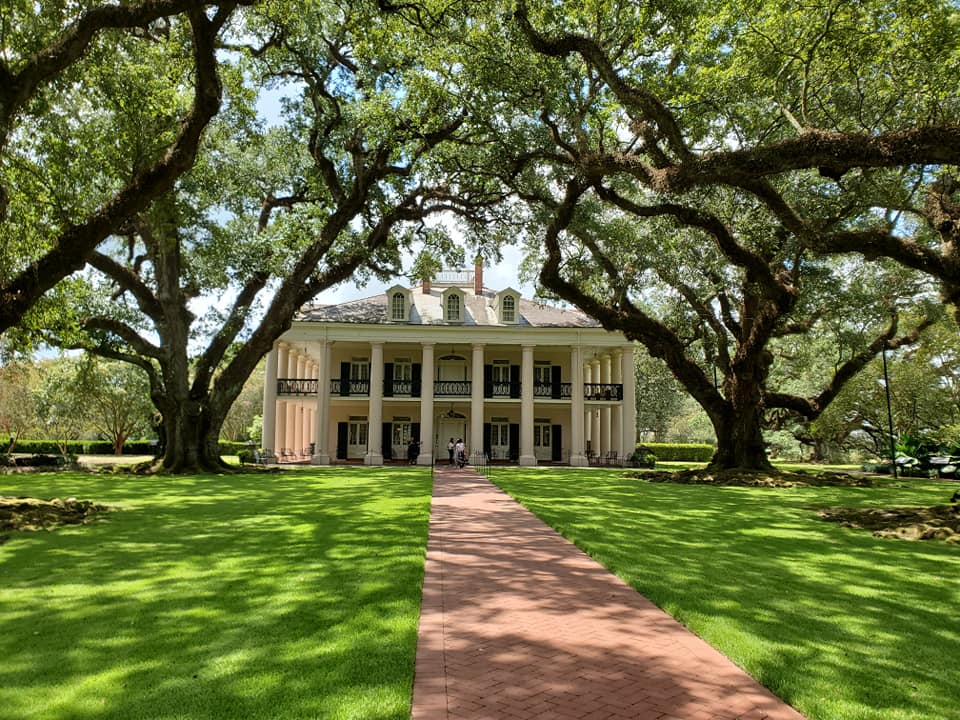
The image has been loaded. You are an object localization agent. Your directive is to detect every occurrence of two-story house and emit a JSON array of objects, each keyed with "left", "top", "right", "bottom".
[{"left": 261, "top": 264, "right": 637, "bottom": 465}]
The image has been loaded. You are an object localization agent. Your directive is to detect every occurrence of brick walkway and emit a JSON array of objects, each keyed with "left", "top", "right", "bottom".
[{"left": 411, "top": 467, "right": 806, "bottom": 720}]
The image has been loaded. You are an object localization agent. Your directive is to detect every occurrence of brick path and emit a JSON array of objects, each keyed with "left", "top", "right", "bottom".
[{"left": 411, "top": 467, "right": 806, "bottom": 720}]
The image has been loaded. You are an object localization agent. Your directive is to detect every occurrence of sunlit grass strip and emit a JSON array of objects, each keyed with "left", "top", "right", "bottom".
[
  {"left": 489, "top": 468, "right": 960, "bottom": 720},
  {"left": 0, "top": 468, "right": 432, "bottom": 720}
]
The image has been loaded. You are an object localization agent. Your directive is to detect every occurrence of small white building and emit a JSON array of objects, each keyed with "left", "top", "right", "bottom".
[{"left": 261, "top": 264, "right": 637, "bottom": 466}]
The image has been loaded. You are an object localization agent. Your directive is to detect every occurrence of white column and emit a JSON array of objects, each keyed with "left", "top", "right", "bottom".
[
  {"left": 418, "top": 343, "right": 435, "bottom": 465},
  {"left": 295, "top": 353, "right": 307, "bottom": 454},
  {"left": 621, "top": 345, "right": 637, "bottom": 459},
  {"left": 284, "top": 349, "right": 298, "bottom": 452},
  {"left": 262, "top": 345, "right": 278, "bottom": 453},
  {"left": 307, "top": 360, "right": 317, "bottom": 456},
  {"left": 601, "top": 353, "right": 612, "bottom": 456},
  {"left": 612, "top": 350, "right": 623, "bottom": 460},
  {"left": 313, "top": 341, "right": 331, "bottom": 464},
  {"left": 519, "top": 344, "right": 536, "bottom": 466},
  {"left": 569, "top": 345, "right": 588, "bottom": 466},
  {"left": 471, "top": 343, "right": 485, "bottom": 459},
  {"left": 365, "top": 341, "right": 384, "bottom": 465},
  {"left": 275, "top": 343, "right": 289, "bottom": 452},
  {"left": 584, "top": 361, "right": 592, "bottom": 456},
  {"left": 590, "top": 358, "right": 601, "bottom": 456}
]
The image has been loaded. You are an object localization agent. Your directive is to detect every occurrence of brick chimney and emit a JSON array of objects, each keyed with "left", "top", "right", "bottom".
[
  {"left": 422, "top": 278, "right": 431, "bottom": 294},
  {"left": 474, "top": 258, "right": 483, "bottom": 295}
]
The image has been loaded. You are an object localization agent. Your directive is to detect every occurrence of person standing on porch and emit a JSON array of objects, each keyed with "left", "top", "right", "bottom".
[
  {"left": 455, "top": 438, "right": 466, "bottom": 468},
  {"left": 447, "top": 438, "right": 455, "bottom": 466}
]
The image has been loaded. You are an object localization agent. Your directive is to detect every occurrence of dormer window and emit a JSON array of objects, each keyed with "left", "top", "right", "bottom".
[
  {"left": 495, "top": 288, "right": 521, "bottom": 324},
  {"left": 447, "top": 293, "right": 461, "bottom": 321},
  {"left": 390, "top": 292, "right": 406, "bottom": 321},
  {"left": 502, "top": 295, "right": 516, "bottom": 323},
  {"left": 385, "top": 284, "right": 412, "bottom": 322},
  {"left": 441, "top": 286, "right": 465, "bottom": 323}
]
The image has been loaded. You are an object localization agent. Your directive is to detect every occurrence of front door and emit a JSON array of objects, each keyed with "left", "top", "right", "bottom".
[
  {"left": 489, "top": 421, "right": 509, "bottom": 461},
  {"left": 392, "top": 422, "right": 412, "bottom": 460},
  {"left": 348, "top": 421, "right": 368, "bottom": 459},
  {"left": 437, "top": 420, "right": 467, "bottom": 462}
]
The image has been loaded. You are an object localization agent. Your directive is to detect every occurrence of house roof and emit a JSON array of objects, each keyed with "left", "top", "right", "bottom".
[{"left": 296, "top": 286, "right": 600, "bottom": 328}]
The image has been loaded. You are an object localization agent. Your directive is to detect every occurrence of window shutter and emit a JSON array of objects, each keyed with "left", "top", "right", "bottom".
[
  {"left": 412, "top": 364, "right": 422, "bottom": 397},
  {"left": 510, "top": 365, "right": 520, "bottom": 399},
  {"left": 382, "top": 423, "right": 392, "bottom": 460},
  {"left": 383, "top": 363, "right": 394, "bottom": 397}
]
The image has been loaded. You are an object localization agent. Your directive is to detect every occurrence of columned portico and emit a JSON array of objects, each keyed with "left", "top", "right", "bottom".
[
  {"left": 519, "top": 344, "right": 536, "bottom": 466},
  {"left": 418, "top": 343, "right": 435, "bottom": 465},
  {"left": 264, "top": 265, "right": 637, "bottom": 468},
  {"left": 365, "top": 341, "right": 384, "bottom": 465}
]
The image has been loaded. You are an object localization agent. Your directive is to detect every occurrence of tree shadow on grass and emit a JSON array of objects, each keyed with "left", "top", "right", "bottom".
[
  {"left": 488, "top": 469, "right": 960, "bottom": 720},
  {"left": 0, "top": 468, "right": 432, "bottom": 720}
]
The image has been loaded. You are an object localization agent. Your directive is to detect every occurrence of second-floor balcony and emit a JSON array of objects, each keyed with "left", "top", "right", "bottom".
[{"left": 279, "top": 378, "right": 623, "bottom": 401}]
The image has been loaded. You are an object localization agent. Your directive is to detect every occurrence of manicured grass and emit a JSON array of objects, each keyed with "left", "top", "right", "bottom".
[
  {"left": 1, "top": 467, "right": 433, "bottom": 720},
  {"left": 488, "top": 467, "right": 960, "bottom": 720}
]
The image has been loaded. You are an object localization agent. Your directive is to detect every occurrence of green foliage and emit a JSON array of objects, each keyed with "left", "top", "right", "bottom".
[{"left": 639, "top": 442, "right": 714, "bottom": 462}]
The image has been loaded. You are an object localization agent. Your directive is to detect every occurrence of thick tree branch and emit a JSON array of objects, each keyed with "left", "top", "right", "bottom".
[{"left": 0, "top": 4, "right": 237, "bottom": 335}]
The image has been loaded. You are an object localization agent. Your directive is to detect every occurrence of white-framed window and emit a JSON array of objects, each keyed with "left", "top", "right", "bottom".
[
  {"left": 446, "top": 293, "right": 461, "bottom": 321},
  {"left": 390, "top": 292, "right": 406, "bottom": 321},
  {"left": 502, "top": 294, "right": 516, "bottom": 322},
  {"left": 394, "top": 359, "right": 412, "bottom": 381},
  {"left": 351, "top": 359, "right": 370, "bottom": 380},
  {"left": 534, "top": 364, "right": 551, "bottom": 385},
  {"left": 492, "top": 362, "right": 510, "bottom": 383}
]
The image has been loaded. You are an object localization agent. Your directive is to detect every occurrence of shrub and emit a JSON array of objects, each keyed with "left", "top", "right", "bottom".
[{"left": 639, "top": 442, "right": 714, "bottom": 462}]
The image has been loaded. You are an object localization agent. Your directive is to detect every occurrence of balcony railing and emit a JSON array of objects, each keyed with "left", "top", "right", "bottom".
[
  {"left": 435, "top": 380, "right": 472, "bottom": 397},
  {"left": 282, "top": 376, "right": 623, "bottom": 401},
  {"left": 277, "top": 378, "right": 319, "bottom": 395},
  {"left": 584, "top": 383, "right": 623, "bottom": 401}
]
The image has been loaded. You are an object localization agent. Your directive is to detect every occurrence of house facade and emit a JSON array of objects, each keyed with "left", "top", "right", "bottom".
[{"left": 261, "top": 265, "right": 637, "bottom": 466}]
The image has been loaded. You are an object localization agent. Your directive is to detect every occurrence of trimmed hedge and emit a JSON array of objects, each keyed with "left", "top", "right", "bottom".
[
  {"left": 637, "top": 442, "right": 714, "bottom": 462},
  {"left": 12, "top": 439, "right": 253, "bottom": 456}
]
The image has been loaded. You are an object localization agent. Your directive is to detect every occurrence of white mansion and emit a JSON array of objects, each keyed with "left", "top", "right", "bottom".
[{"left": 261, "top": 264, "right": 637, "bottom": 466}]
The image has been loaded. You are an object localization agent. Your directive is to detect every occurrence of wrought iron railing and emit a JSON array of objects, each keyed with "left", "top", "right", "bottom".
[
  {"left": 277, "top": 378, "right": 318, "bottom": 395},
  {"left": 584, "top": 383, "right": 623, "bottom": 400},
  {"left": 309, "top": 377, "right": 623, "bottom": 401},
  {"left": 329, "top": 378, "right": 371, "bottom": 396},
  {"left": 434, "top": 380, "right": 472, "bottom": 397},
  {"left": 388, "top": 380, "right": 414, "bottom": 396},
  {"left": 487, "top": 381, "right": 514, "bottom": 398}
]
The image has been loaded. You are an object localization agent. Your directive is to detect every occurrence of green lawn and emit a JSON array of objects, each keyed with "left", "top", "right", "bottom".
[
  {"left": 0, "top": 467, "right": 433, "bottom": 720},
  {"left": 488, "top": 467, "right": 960, "bottom": 720}
]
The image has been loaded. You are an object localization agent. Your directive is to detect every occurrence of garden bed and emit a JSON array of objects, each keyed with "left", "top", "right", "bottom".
[
  {"left": 0, "top": 496, "right": 106, "bottom": 544},
  {"left": 819, "top": 505, "right": 960, "bottom": 543},
  {"left": 626, "top": 467, "right": 875, "bottom": 487}
]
